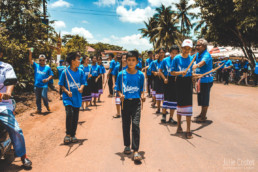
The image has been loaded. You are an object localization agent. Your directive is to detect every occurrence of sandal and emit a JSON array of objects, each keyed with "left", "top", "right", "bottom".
[
  {"left": 124, "top": 146, "right": 131, "bottom": 155},
  {"left": 71, "top": 136, "right": 78, "bottom": 143},
  {"left": 176, "top": 127, "right": 183, "bottom": 134},
  {"left": 133, "top": 152, "right": 142, "bottom": 161},
  {"left": 113, "top": 115, "right": 121, "bottom": 118},
  {"left": 186, "top": 132, "right": 193, "bottom": 139},
  {"left": 64, "top": 135, "right": 71, "bottom": 144},
  {"left": 194, "top": 116, "right": 207, "bottom": 123},
  {"left": 194, "top": 114, "right": 202, "bottom": 119}
]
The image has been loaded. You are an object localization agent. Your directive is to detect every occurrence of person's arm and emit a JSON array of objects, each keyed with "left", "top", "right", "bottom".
[
  {"left": 29, "top": 49, "right": 34, "bottom": 65},
  {"left": 43, "top": 68, "right": 53, "bottom": 83},
  {"left": 2, "top": 85, "right": 14, "bottom": 100},
  {"left": 193, "top": 61, "right": 206, "bottom": 70},
  {"left": 112, "top": 75, "right": 116, "bottom": 89}
]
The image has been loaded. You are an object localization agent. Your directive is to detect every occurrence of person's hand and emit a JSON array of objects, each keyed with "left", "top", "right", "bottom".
[
  {"left": 113, "top": 85, "right": 115, "bottom": 89},
  {"left": 164, "top": 78, "right": 168, "bottom": 84},
  {"left": 2, "top": 93, "right": 11, "bottom": 100},
  {"left": 141, "top": 96, "right": 146, "bottom": 103},
  {"left": 193, "top": 64, "right": 198, "bottom": 70},
  {"left": 120, "top": 94, "right": 125, "bottom": 102},
  {"left": 67, "top": 91, "right": 72, "bottom": 97},
  {"left": 153, "top": 72, "right": 157, "bottom": 76},
  {"left": 95, "top": 78, "right": 98, "bottom": 83},
  {"left": 88, "top": 74, "right": 92, "bottom": 78},
  {"left": 42, "top": 79, "right": 49, "bottom": 83},
  {"left": 78, "top": 87, "right": 83, "bottom": 93},
  {"left": 181, "top": 71, "right": 187, "bottom": 77}
]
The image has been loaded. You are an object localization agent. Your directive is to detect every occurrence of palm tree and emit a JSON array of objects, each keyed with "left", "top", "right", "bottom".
[
  {"left": 139, "top": 17, "right": 158, "bottom": 48},
  {"left": 174, "top": 0, "right": 195, "bottom": 37},
  {"left": 152, "top": 4, "right": 181, "bottom": 50}
]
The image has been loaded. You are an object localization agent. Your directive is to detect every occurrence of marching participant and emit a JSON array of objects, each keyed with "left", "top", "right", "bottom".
[
  {"left": 159, "top": 45, "right": 179, "bottom": 124},
  {"left": 97, "top": 56, "right": 106, "bottom": 102},
  {"left": 89, "top": 55, "right": 101, "bottom": 106},
  {"left": 193, "top": 39, "right": 213, "bottom": 122},
  {"left": 115, "top": 51, "right": 145, "bottom": 162},
  {"left": 171, "top": 39, "right": 194, "bottom": 139},
  {"left": 57, "top": 60, "right": 66, "bottom": 100},
  {"left": 150, "top": 48, "right": 165, "bottom": 114},
  {"left": 144, "top": 51, "right": 153, "bottom": 97},
  {"left": 107, "top": 54, "right": 118, "bottom": 97}
]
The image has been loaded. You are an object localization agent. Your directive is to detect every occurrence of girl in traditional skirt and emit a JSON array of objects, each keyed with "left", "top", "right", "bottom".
[
  {"left": 150, "top": 48, "right": 165, "bottom": 114},
  {"left": 171, "top": 39, "right": 194, "bottom": 139},
  {"left": 90, "top": 55, "right": 101, "bottom": 106},
  {"left": 97, "top": 56, "right": 106, "bottom": 102},
  {"left": 112, "top": 54, "right": 127, "bottom": 118},
  {"left": 79, "top": 55, "right": 92, "bottom": 111},
  {"left": 159, "top": 45, "right": 179, "bottom": 124}
]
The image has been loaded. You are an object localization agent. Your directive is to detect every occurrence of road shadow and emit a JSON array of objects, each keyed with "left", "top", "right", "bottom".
[
  {"left": 192, "top": 120, "right": 213, "bottom": 132},
  {"left": 115, "top": 151, "right": 146, "bottom": 165},
  {"left": 30, "top": 111, "right": 51, "bottom": 116},
  {"left": 60, "top": 139, "right": 88, "bottom": 157},
  {"left": 170, "top": 132, "right": 196, "bottom": 148},
  {"left": 78, "top": 121, "right": 86, "bottom": 126}
]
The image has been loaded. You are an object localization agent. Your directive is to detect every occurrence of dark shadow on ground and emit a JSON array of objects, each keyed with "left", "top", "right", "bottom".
[
  {"left": 78, "top": 121, "right": 86, "bottom": 126},
  {"left": 115, "top": 151, "right": 146, "bottom": 165},
  {"left": 60, "top": 139, "right": 88, "bottom": 157},
  {"left": 192, "top": 120, "right": 213, "bottom": 132},
  {"left": 170, "top": 132, "right": 196, "bottom": 148},
  {"left": 30, "top": 112, "right": 51, "bottom": 116}
]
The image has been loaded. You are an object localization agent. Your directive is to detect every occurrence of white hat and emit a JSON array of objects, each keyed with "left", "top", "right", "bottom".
[
  {"left": 182, "top": 39, "right": 193, "bottom": 48},
  {"left": 165, "top": 52, "right": 170, "bottom": 56},
  {"left": 225, "top": 55, "right": 229, "bottom": 58}
]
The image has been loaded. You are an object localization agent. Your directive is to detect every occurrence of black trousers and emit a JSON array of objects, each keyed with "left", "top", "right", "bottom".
[
  {"left": 216, "top": 69, "right": 223, "bottom": 82},
  {"left": 108, "top": 74, "right": 113, "bottom": 95},
  {"left": 121, "top": 99, "right": 141, "bottom": 151},
  {"left": 223, "top": 69, "right": 230, "bottom": 84},
  {"left": 65, "top": 105, "right": 79, "bottom": 137},
  {"left": 198, "top": 82, "right": 213, "bottom": 106},
  {"left": 147, "top": 75, "right": 152, "bottom": 95},
  {"left": 59, "top": 87, "right": 63, "bottom": 96},
  {"left": 254, "top": 74, "right": 258, "bottom": 86}
]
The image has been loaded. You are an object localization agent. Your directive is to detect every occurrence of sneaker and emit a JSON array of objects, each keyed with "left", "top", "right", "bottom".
[
  {"left": 167, "top": 118, "right": 177, "bottom": 125},
  {"left": 161, "top": 114, "right": 166, "bottom": 123},
  {"left": 46, "top": 106, "right": 51, "bottom": 112},
  {"left": 124, "top": 146, "right": 131, "bottom": 155},
  {"left": 22, "top": 158, "right": 32, "bottom": 169},
  {"left": 64, "top": 135, "right": 71, "bottom": 144},
  {"left": 71, "top": 136, "right": 78, "bottom": 143}
]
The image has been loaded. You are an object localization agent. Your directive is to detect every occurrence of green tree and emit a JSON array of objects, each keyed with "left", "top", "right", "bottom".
[
  {"left": 63, "top": 34, "right": 88, "bottom": 55},
  {"left": 196, "top": 0, "right": 258, "bottom": 67},
  {"left": 89, "top": 42, "right": 124, "bottom": 56}
]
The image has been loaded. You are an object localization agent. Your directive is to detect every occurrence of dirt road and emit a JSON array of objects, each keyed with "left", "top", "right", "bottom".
[{"left": 0, "top": 83, "right": 257, "bottom": 172}]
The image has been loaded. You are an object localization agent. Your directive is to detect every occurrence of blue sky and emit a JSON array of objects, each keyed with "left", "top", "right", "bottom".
[{"left": 48, "top": 0, "right": 197, "bottom": 51}]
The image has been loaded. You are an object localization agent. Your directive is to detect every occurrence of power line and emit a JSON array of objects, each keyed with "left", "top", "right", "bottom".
[
  {"left": 68, "top": 7, "right": 117, "bottom": 14},
  {"left": 49, "top": 10, "right": 118, "bottom": 17}
]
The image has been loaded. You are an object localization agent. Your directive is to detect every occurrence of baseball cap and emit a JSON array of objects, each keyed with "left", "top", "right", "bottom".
[
  {"left": 182, "top": 39, "right": 193, "bottom": 48},
  {"left": 165, "top": 52, "right": 170, "bottom": 56}
]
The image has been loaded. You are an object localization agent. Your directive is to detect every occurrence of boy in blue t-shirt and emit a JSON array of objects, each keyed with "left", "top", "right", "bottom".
[
  {"left": 58, "top": 52, "right": 85, "bottom": 144},
  {"left": 29, "top": 51, "right": 53, "bottom": 114},
  {"left": 115, "top": 51, "right": 145, "bottom": 162}
]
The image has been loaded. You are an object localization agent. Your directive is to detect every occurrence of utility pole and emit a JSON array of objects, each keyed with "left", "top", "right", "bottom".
[{"left": 43, "top": 0, "right": 46, "bottom": 20}]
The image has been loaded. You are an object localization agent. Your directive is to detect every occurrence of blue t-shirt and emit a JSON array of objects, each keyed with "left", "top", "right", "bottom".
[
  {"left": 145, "top": 58, "right": 153, "bottom": 76},
  {"left": 113, "top": 65, "right": 128, "bottom": 77},
  {"left": 115, "top": 70, "right": 144, "bottom": 99},
  {"left": 254, "top": 62, "right": 258, "bottom": 74},
  {"left": 99, "top": 65, "right": 106, "bottom": 74},
  {"left": 150, "top": 59, "right": 163, "bottom": 72},
  {"left": 79, "top": 64, "right": 91, "bottom": 85},
  {"left": 160, "top": 57, "right": 174, "bottom": 77},
  {"left": 136, "top": 58, "right": 143, "bottom": 69},
  {"left": 243, "top": 61, "right": 249, "bottom": 69},
  {"left": 224, "top": 60, "right": 233, "bottom": 68},
  {"left": 234, "top": 63, "right": 240, "bottom": 70},
  {"left": 33, "top": 62, "right": 54, "bottom": 88},
  {"left": 110, "top": 59, "right": 119, "bottom": 75},
  {"left": 90, "top": 64, "right": 101, "bottom": 77},
  {"left": 195, "top": 50, "right": 213, "bottom": 83},
  {"left": 57, "top": 66, "right": 66, "bottom": 80},
  {"left": 58, "top": 67, "right": 86, "bottom": 108},
  {"left": 171, "top": 54, "right": 193, "bottom": 77}
]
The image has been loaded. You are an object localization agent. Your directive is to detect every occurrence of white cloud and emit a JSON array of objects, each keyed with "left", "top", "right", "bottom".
[
  {"left": 97, "top": 34, "right": 152, "bottom": 51},
  {"left": 49, "top": 0, "right": 72, "bottom": 8},
  {"left": 82, "top": 20, "right": 89, "bottom": 24},
  {"left": 121, "top": 0, "right": 137, "bottom": 6},
  {"left": 53, "top": 21, "right": 66, "bottom": 29},
  {"left": 148, "top": 0, "right": 173, "bottom": 7},
  {"left": 116, "top": 6, "right": 155, "bottom": 23},
  {"left": 71, "top": 27, "right": 94, "bottom": 39},
  {"left": 94, "top": 0, "right": 115, "bottom": 6}
]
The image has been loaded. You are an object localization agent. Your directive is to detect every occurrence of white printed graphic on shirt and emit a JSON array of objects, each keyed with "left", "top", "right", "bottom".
[
  {"left": 178, "top": 65, "right": 191, "bottom": 74},
  {"left": 69, "top": 82, "right": 80, "bottom": 89},
  {"left": 37, "top": 69, "right": 46, "bottom": 75},
  {"left": 123, "top": 83, "right": 139, "bottom": 94}
]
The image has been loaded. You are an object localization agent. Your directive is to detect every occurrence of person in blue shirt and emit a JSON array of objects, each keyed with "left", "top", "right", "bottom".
[
  {"left": 107, "top": 53, "right": 118, "bottom": 97},
  {"left": 238, "top": 58, "right": 250, "bottom": 85},
  {"left": 222, "top": 55, "right": 233, "bottom": 85},
  {"left": 171, "top": 39, "right": 194, "bottom": 139},
  {"left": 233, "top": 60, "right": 241, "bottom": 83},
  {"left": 136, "top": 54, "right": 143, "bottom": 70},
  {"left": 97, "top": 56, "right": 106, "bottom": 102},
  {"left": 58, "top": 52, "right": 85, "bottom": 144},
  {"left": 79, "top": 55, "right": 91, "bottom": 111},
  {"left": 90, "top": 55, "right": 102, "bottom": 106},
  {"left": 112, "top": 54, "right": 127, "bottom": 118},
  {"left": 29, "top": 52, "right": 53, "bottom": 114},
  {"left": 159, "top": 45, "right": 179, "bottom": 124},
  {"left": 57, "top": 60, "right": 66, "bottom": 100},
  {"left": 150, "top": 48, "right": 165, "bottom": 114},
  {"left": 192, "top": 38, "right": 213, "bottom": 122},
  {"left": 115, "top": 50, "right": 145, "bottom": 162},
  {"left": 148, "top": 53, "right": 159, "bottom": 108},
  {"left": 143, "top": 51, "right": 153, "bottom": 97},
  {"left": 254, "top": 60, "right": 258, "bottom": 86}
]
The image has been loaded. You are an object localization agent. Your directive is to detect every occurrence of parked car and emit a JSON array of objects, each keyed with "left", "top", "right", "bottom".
[{"left": 102, "top": 60, "right": 110, "bottom": 69}]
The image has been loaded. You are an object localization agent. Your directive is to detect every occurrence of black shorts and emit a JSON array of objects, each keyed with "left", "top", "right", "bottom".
[
  {"left": 242, "top": 68, "right": 248, "bottom": 73},
  {"left": 154, "top": 76, "right": 164, "bottom": 94},
  {"left": 164, "top": 76, "right": 177, "bottom": 102},
  {"left": 197, "top": 82, "right": 213, "bottom": 106}
]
